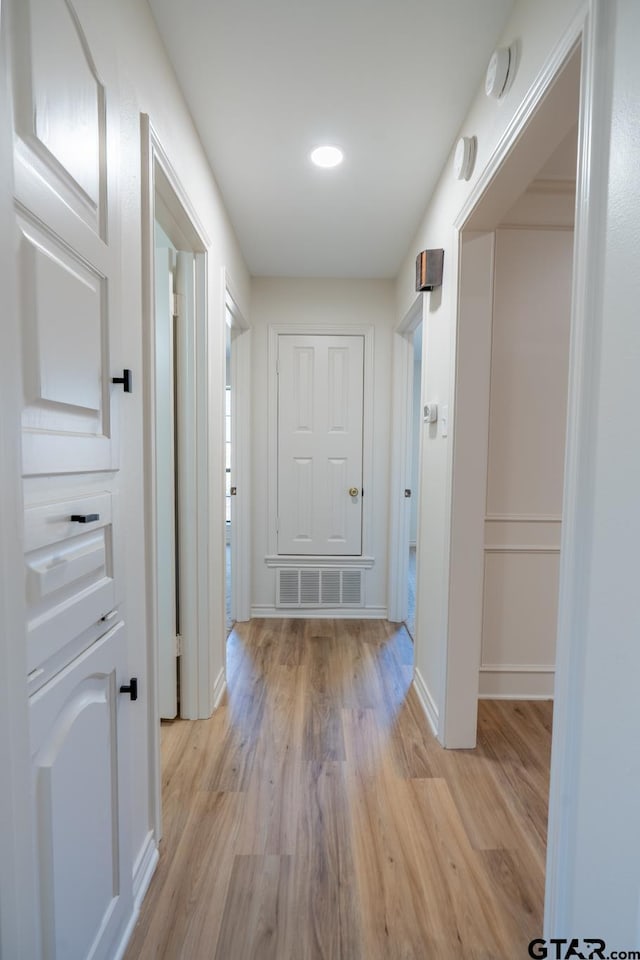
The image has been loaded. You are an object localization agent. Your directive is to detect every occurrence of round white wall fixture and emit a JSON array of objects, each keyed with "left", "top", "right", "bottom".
[
  {"left": 485, "top": 46, "right": 512, "bottom": 99},
  {"left": 453, "top": 136, "right": 476, "bottom": 181}
]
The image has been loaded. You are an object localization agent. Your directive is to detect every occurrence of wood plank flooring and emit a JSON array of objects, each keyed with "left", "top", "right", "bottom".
[{"left": 125, "top": 619, "right": 552, "bottom": 960}]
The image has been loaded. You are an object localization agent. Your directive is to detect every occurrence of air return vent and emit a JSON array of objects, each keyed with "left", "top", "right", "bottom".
[
  {"left": 342, "top": 570, "right": 362, "bottom": 605},
  {"left": 278, "top": 569, "right": 299, "bottom": 606},
  {"left": 300, "top": 569, "right": 320, "bottom": 605},
  {"left": 276, "top": 568, "right": 363, "bottom": 608}
]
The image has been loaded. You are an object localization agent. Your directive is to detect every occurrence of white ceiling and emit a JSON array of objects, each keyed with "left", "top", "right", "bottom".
[{"left": 148, "top": 0, "right": 515, "bottom": 278}]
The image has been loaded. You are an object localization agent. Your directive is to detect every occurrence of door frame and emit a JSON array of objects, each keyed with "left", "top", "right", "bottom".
[
  {"left": 223, "top": 271, "right": 252, "bottom": 623},
  {"left": 266, "top": 323, "right": 375, "bottom": 562},
  {"left": 387, "top": 294, "right": 423, "bottom": 622},
  {"left": 443, "top": 16, "right": 586, "bottom": 749},
  {"left": 141, "top": 115, "right": 218, "bottom": 839}
]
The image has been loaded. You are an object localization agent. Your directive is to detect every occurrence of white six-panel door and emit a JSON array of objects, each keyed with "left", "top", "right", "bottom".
[
  {"left": 277, "top": 334, "right": 364, "bottom": 555},
  {"left": 10, "top": 0, "right": 132, "bottom": 956}
]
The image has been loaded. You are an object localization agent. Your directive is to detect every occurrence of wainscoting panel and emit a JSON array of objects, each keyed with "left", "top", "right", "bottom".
[{"left": 480, "top": 519, "right": 560, "bottom": 699}]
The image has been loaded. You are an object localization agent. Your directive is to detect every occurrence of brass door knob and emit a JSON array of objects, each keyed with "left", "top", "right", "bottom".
[{"left": 348, "top": 487, "right": 359, "bottom": 497}]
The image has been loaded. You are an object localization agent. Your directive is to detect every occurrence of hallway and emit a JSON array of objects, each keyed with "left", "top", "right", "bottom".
[{"left": 126, "top": 619, "right": 551, "bottom": 959}]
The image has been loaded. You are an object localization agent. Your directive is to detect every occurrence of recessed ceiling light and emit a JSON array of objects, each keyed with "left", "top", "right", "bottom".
[{"left": 310, "top": 145, "right": 344, "bottom": 168}]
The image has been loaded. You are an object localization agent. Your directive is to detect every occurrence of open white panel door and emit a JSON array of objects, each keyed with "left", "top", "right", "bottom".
[
  {"left": 230, "top": 324, "right": 252, "bottom": 622},
  {"left": 10, "top": 0, "right": 133, "bottom": 954},
  {"left": 277, "top": 334, "right": 364, "bottom": 556},
  {"left": 154, "top": 243, "right": 178, "bottom": 719},
  {"left": 175, "top": 250, "right": 198, "bottom": 702}
]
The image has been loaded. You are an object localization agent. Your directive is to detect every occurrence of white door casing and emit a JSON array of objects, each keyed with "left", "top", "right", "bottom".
[
  {"left": 142, "top": 123, "right": 220, "bottom": 860},
  {"left": 277, "top": 334, "right": 364, "bottom": 556}
]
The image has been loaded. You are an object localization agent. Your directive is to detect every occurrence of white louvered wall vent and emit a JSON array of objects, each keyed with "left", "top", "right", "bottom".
[{"left": 276, "top": 568, "right": 364, "bottom": 608}]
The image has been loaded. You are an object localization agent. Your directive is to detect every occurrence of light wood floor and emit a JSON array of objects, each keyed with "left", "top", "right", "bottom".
[{"left": 126, "top": 619, "right": 552, "bottom": 960}]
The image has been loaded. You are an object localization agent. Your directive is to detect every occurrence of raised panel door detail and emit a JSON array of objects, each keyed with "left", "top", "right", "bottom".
[
  {"left": 17, "top": 214, "right": 114, "bottom": 475},
  {"left": 327, "top": 346, "right": 349, "bottom": 432},
  {"left": 327, "top": 458, "right": 348, "bottom": 543},
  {"left": 293, "top": 347, "right": 314, "bottom": 432},
  {"left": 12, "top": 0, "right": 106, "bottom": 235},
  {"left": 19, "top": 216, "right": 106, "bottom": 409},
  {"left": 27, "top": 535, "right": 105, "bottom": 604},
  {"left": 12, "top": 0, "right": 118, "bottom": 477},
  {"left": 292, "top": 458, "right": 313, "bottom": 543},
  {"left": 29, "top": 624, "right": 130, "bottom": 960},
  {"left": 37, "top": 679, "right": 116, "bottom": 958},
  {"left": 24, "top": 492, "right": 117, "bottom": 674},
  {"left": 278, "top": 335, "right": 363, "bottom": 555}
]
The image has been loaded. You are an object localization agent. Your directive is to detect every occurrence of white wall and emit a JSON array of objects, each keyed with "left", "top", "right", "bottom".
[
  {"left": 250, "top": 277, "right": 395, "bottom": 614},
  {"left": 395, "top": 0, "right": 640, "bottom": 940},
  {"left": 487, "top": 230, "right": 572, "bottom": 517},
  {"left": 480, "top": 222, "right": 573, "bottom": 699},
  {"left": 395, "top": 0, "right": 584, "bottom": 734},
  {"left": 66, "top": 0, "right": 251, "bottom": 896}
]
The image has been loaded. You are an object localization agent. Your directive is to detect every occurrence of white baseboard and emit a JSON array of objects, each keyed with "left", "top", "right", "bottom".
[
  {"left": 113, "top": 830, "right": 158, "bottom": 960},
  {"left": 213, "top": 666, "right": 227, "bottom": 709},
  {"left": 412, "top": 667, "right": 439, "bottom": 737},
  {"left": 113, "top": 912, "right": 138, "bottom": 960},
  {"left": 250, "top": 605, "right": 388, "bottom": 620},
  {"left": 132, "top": 830, "right": 158, "bottom": 906},
  {"left": 479, "top": 664, "right": 555, "bottom": 699}
]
